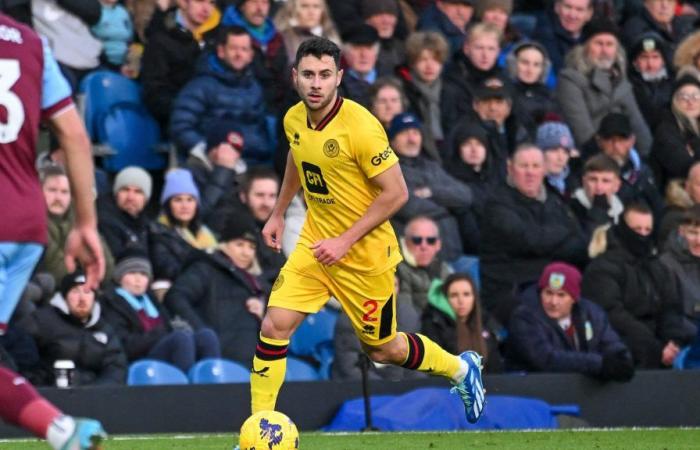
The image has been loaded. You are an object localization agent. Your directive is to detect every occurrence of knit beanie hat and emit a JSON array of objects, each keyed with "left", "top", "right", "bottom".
[
  {"left": 219, "top": 212, "right": 259, "bottom": 243},
  {"left": 362, "top": 0, "right": 399, "bottom": 19},
  {"left": 113, "top": 248, "right": 153, "bottom": 284},
  {"left": 60, "top": 270, "right": 88, "bottom": 298},
  {"left": 476, "top": 0, "right": 513, "bottom": 17},
  {"left": 538, "top": 262, "right": 582, "bottom": 301},
  {"left": 206, "top": 120, "right": 245, "bottom": 152},
  {"left": 673, "top": 74, "right": 700, "bottom": 97},
  {"left": 536, "top": 121, "right": 574, "bottom": 151},
  {"left": 113, "top": 166, "right": 153, "bottom": 201},
  {"left": 581, "top": 18, "right": 619, "bottom": 43},
  {"left": 160, "top": 168, "right": 200, "bottom": 206}
]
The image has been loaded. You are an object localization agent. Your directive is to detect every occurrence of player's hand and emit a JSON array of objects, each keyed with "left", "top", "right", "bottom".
[
  {"left": 262, "top": 214, "right": 285, "bottom": 252},
  {"left": 661, "top": 341, "right": 680, "bottom": 366},
  {"left": 64, "top": 225, "right": 105, "bottom": 290},
  {"left": 310, "top": 236, "right": 352, "bottom": 266},
  {"left": 246, "top": 297, "right": 265, "bottom": 320}
]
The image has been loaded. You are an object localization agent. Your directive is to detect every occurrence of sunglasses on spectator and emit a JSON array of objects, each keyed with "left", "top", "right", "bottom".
[
  {"left": 409, "top": 236, "right": 439, "bottom": 245},
  {"left": 676, "top": 92, "right": 700, "bottom": 102}
]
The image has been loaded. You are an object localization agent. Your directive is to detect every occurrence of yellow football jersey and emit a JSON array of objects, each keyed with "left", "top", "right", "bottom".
[{"left": 284, "top": 96, "right": 403, "bottom": 275}]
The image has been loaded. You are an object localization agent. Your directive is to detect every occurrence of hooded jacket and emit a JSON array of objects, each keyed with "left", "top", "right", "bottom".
[{"left": 660, "top": 235, "right": 700, "bottom": 321}]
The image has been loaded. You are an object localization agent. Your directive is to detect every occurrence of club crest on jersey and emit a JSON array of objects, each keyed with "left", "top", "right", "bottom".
[
  {"left": 323, "top": 139, "right": 340, "bottom": 158},
  {"left": 548, "top": 273, "right": 566, "bottom": 290}
]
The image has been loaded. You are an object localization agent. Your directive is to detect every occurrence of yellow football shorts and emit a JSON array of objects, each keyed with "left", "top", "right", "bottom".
[{"left": 268, "top": 245, "right": 397, "bottom": 345}]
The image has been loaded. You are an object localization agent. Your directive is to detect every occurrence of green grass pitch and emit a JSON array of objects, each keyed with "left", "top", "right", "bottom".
[{"left": 3, "top": 429, "right": 700, "bottom": 449}]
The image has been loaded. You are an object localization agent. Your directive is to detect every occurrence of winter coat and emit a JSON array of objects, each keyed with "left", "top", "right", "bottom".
[
  {"left": 101, "top": 288, "right": 172, "bottom": 361},
  {"left": 511, "top": 80, "right": 559, "bottom": 136},
  {"left": 622, "top": 8, "right": 695, "bottom": 54},
  {"left": 148, "top": 221, "right": 209, "bottom": 282},
  {"left": 396, "top": 252, "right": 452, "bottom": 321},
  {"left": 19, "top": 295, "right": 127, "bottom": 385},
  {"left": 170, "top": 53, "right": 273, "bottom": 164},
  {"left": 185, "top": 151, "right": 241, "bottom": 227},
  {"left": 651, "top": 110, "right": 700, "bottom": 189},
  {"left": 557, "top": 45, "right": 652, "bottom": 157},
  {"left": 660, "top": 235, "right": 700, "bottom": 321},
  {"left": 569, "top": 188, "right": 624, "bottom": 239},
  {"left": 628, "top": 67, "right": 673, "bottom": 130},
  {"left": 658, "top": 179, "right": 695, "bottom": 247},
  {"left": 582, "top": 226, "right": 695, "bottom": 367},
  {"left": 416, "top": 3, "right": 466, "bottom": 55},
  {"left": 616, "top": 149, "right": 665, "bottom": 221},
  {"left": 531, "top": 9, "right": 582, "bottom": 74},
  {"left": 90, "top": 3, "right": 133, "bottom": 66},
  {"left": 140, "top": 8, "right": 204, "bottom": 127},
  {"left": 421, "top": 300, "right": 503, "bottom": 373},
  {"left": 507, "top": 285, "right": 631, "bottom": 376},
  {"left": 164, "top": 250, "right": 267, "bottom": 365},
  {"left": 96, "top": 195, "right": 152, "bottom": 260},
  {"left": 479, "top": 182, "right": 588, "bottom": 323},
  {"left": 393, "top": 154, "right": 473, "bottom": 261}
]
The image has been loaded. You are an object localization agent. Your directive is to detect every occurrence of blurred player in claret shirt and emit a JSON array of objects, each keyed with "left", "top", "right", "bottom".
[
  {"left": 248, "top": 36, "right": 485, "bottom": 425},
  {"left": 0, "top": 12, "right": 107, "bottom": 450}
]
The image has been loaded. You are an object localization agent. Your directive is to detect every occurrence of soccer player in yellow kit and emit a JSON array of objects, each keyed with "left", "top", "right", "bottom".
[{"left": 249, "top": 37, "right": 484, "bottom": 424}]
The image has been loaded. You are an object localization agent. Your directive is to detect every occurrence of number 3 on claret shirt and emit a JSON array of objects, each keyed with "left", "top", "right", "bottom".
[
  {"left": 0, "top": 59, "right": 25, "bottom": 144},
  {"left": 362, "top": 300, "right": 378, "bottom": 322}
]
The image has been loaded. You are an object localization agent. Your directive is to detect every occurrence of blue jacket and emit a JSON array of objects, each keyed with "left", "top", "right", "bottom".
[
  {"left": 416, "top": 4, "right": 465, "bottom": 55},
  {"left": 91, "top": 3, "right": 133, "bottom": 66},
  {"left": 169, "top": 53, "right": 272, "bottom": 164},
  {"left": 507, "top": 285, "right": 631, "bottom": 376},
  {"left": 531, "top": 9, "right": 581, "bottom": 75}
]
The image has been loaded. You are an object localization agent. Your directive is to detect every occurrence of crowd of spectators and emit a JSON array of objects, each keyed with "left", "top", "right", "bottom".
[{"left": 3, "top": 0, "right": 700, "bottom": 386}]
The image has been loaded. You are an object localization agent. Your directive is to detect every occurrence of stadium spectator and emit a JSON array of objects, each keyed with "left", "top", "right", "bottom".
[
  {"left": 651, "top": 74, "right": 700, "bottom": 189},
  {"left": 583, "top": 203, "right": 696, "bottom": 368},
  {"left": 165, "top": 214, "right": 268, "bottom": 366},
  {"left": 536, "top": 120, "right": 578, "bottom": 197},
  {"left": 591, "top": 113, "right": 665, "bottom": 220},
  {"left": 441, "top": 22, "right": 505, "bottom": 128},
  {"left": 479, "top": 143, "right": 588, "bottom": 325},
  {"left": 570, "top": 154, "right": 624, "bottom": 237},
  {"left": 395, "top": 30, "right": 451, "bottom": 161},
  {"left": 186, "top": 119, "right": 247, "bottom": 225},
  {"left": 140, "top": 0, "right": 215, "bottom": 128},
  {"left": 97, "top": 166, "right": 153, "bottom": 259},
  {"left": 622, "top": 0, "right": 694, "bottom": 54},
  {"left": 368, "top": 76, "right": 408, "bottom": 129},
  {"left": 149, "top": 169, "right": 218, "bottom": 292},
  {"left": 531, "top": 0, "right": 593, "bottom": 74},
  {"left": 673, "top": 29, "right": 700, "bottom": 74},
  {"left": 475, "top": 0, "right": 521, "bottom": 69},
  {"left": 389, "top": 113, "right": 473, "bottom": 261},
  {"left": 38, "top": 166, "right": 115, "bottom": 288},
  {"left": 90, "top": 0, "right": 134, "bottom": 71},
  {"left": 338, "top": 24, "right": 385, "bottom": 107},
  {"left": 508, "top": 262, "right": 634, "bottom": 381},
  {"left": 422, "top": 273, "right": 504, "bottom": 373},
  {"left": 273, "top": 0, "right": 341, "bottom": 65},
  {"left": 660, "top": 205, "right": 700, "bottom": 332},
  {"left": 396, "top": 216, "right": 453, "bottom": 329},
  {"left": 417, "top": 0, "right": 474, "bottom": 55},
  {"left": 326, "top": 0, "right": 411, "bottom": 39},
  {"left": 505, "top": 42, "right": 558, "bottom": 136},
  {"left": 557, "top": 19, "right": 653, "bottom": 157},
  {"left": 659, "top": 162, "right": 700, "bottom": 246},
  {"left": 102, "top": 250, "right": 221, "bottom": 371},
  {"left": 221, "top": 0, "right": 289, "bottom": 110},
  {"left": 628, "top": 32, "right": 674, "bottom": 129},
  {"left": 19, "top": 271, "right": 127, "bottom": 386},
  {"left": 170, "top": 26, "right": 273, "bottom": 165},
  {"left": 468, "top": 77, "right": 530, "bottom": 177},
  {"left": 31, "top": 0, "right": 102, "bottom": 88},
  {"left": 362, "top": 0, "right": 405, "bottom": 76}
]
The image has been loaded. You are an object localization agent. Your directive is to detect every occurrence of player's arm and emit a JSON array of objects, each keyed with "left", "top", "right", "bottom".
[
  {"left": 262, "top": 150, "right": 302, "bottom": 252},
  {"left": 49, "top": 108, "right": 106, "bottom": 288},
  {"left": 312, "top": 163, "right": 408, "bottom": 265}
]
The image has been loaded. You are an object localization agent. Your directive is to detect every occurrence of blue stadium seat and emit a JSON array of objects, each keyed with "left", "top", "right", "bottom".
[
  {"left": 79, "top": 70, "right": 142, "bottom": 139},
  {"left": 188, "top": 358, "right": 250, "bottom": 384},
  {"left": 289, "top": 308, "right": 338, "bottom": 379},
  {"left": 285, "top": 357, "right": 321, "bottom": 382},
  {"left": 97, "top": 103, "right": 166, "bottom": 172},
  {"left": 127, "top": 359, "right": 189, "bottom": 386}
]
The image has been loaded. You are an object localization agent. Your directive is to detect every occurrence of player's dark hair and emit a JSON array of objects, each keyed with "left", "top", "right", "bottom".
[
  {"left": 583, "top": 154, "right": 620, "bottom": 177},
  {"left": 216, "top": 25, "right": 251, "bottom": 47},
  {"left": 242, "top": 167, "right": 280, "bottom": 195},
  {"left": 294, "top": 37, "right": 341, "bottom": 69},
  {"left": 163, "top": 198, "right": 203, "bottom": 235},
  {"left": 441, "top": 273, "right": 488, "bottom": 360}
]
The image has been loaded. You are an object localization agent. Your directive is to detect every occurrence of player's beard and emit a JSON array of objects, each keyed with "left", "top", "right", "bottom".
[{"left": 301, "top": 89, "right": 335, "bottom": 112}]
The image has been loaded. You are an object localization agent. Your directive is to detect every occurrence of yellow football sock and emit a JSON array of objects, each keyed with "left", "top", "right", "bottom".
[
  {"left": 400, "top": 332, "right": 463, "bottom": 381},
  {"left": 250, "top": 334, "right": 289, "bottom": 414}
]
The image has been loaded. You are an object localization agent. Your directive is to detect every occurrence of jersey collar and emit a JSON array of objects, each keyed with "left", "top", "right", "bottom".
[{"left": 307, "top": 95, "right": 343, "bottom": 131}]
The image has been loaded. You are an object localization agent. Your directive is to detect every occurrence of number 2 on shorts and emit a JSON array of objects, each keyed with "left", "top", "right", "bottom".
[{"left": 362, "top": 299, "right": 378, "bottom": 322}]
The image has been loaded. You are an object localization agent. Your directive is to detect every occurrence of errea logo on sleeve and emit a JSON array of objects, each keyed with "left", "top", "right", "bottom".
[{"left": 371, "top": 147, "right": 393, "bottom": 166}]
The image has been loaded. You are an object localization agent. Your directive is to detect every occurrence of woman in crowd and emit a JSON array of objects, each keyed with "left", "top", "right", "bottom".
[
  {"left": 273, "top": 0, "right": 341, "bottom": 64},
  {"left": 368, "top": 76, "right": 408, "bottom": 130}
]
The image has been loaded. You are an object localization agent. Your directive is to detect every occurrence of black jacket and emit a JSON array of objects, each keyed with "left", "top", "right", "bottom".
[
  {"left": 651, "top": 110, "right": 700, "bottom": 189},
  {"left": 582, "top": 226, "right": 695, "bottom": 368},
  {"left": 148, "top": 221, "right": 206, "bottom": 282},
  {"left": 531, "top": 9, "right": 581, "bottom": 74},
  {"left": 164, "top": 250, "right": 267, "bottom": 365},
  {"left": 19, "top": 296, "right": 127, "bottom": 385},
  {"left": 622, "top": 9, "right": 695, "bottom": 54},
  {"left": 97, "top": 196, "right": 151, "bottom": 260},
  {"left": 628, "top": 68, "right": 673, "bottom": 130}
]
